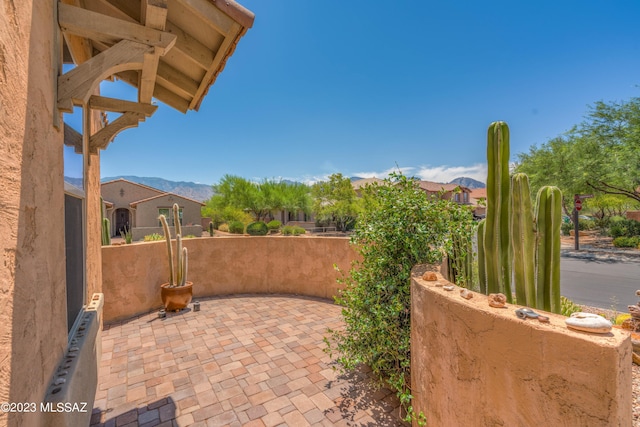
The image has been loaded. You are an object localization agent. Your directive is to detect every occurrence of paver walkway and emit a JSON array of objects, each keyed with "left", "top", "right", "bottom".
[{"left": 91, "top": 295, "right": 406, "bottom": 426}]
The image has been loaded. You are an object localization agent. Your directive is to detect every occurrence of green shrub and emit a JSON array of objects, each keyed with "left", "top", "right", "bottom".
[
  {"left": 218, "top": 223, "right": 229, "bottom": 232},
  {"left": 561, "top": 222, "right": 573, "bottom": 236},
  {"left": 578, "top": 218, "right": 595, "bottom": 231},
  {"left": 183, "top": 234, "right": 196, "bottom": 239},
  {"left": 228, "top": 220, "right": 245, "bottom": 234},
  {"left": 612, "top": 236, "right": 640, "bottom": 248},
  {"left": 267, "top": 220, "right": 282, "bottom": 231},
  {"left": 144, "top": 233, "right": 164, "bottom": 241},
  {"left": 325, "top": 173, "right": 474, "bottom": 424},
  {"left": 560, "top": 296, "right": 582, "bottom": 317},
  {"left": 246, "top": 221, "right": 269, "bottom": 236},
  {"left": 610, "top": 218, "right": 640, "bottom": 238},
  {"left": 615, "top": 313, "right": 632, "bottom": 325},
  {"left": 282, "top": 225, "right": 306, "bottom": 235}
]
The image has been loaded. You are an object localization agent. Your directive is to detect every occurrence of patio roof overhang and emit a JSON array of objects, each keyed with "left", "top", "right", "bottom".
[{"left": 57, "top": 0, "right": 254, "bottom": 151}]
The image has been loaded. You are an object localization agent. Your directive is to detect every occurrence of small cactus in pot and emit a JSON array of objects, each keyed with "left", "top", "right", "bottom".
[{"left": 159, "top": 203, "right": 192, "bottom": 311}]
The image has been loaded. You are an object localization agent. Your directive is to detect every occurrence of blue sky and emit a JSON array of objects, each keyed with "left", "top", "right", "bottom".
[{"left": 68, "top": 1, "right": 640, "bottom": 185}]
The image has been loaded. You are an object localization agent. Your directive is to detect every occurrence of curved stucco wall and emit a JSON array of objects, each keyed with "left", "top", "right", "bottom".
[
  {"left": 410, "top": 265, "right": 631, "bottom": 426},
  {"left": 101, "top": 237, "right": 359, "bottom": 322}
]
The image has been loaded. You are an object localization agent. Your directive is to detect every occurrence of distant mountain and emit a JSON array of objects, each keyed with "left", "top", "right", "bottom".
[
  {"left": 101, "top": 176, "right": 214, "bottom": 202},
  {"left": 448, "top": 177, "right": 485, "bottom": 189}
]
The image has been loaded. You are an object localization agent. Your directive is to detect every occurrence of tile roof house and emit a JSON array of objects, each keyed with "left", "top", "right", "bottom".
[
  {"left": 351, "top": 178, "right": 472, "bottom": 204},
  {"left": 101, "top": 179, "right": 205, "bottom": 240}
]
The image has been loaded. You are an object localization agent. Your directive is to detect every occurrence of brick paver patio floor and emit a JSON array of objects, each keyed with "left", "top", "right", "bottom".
[{"left": 91, "top": 295, "right": 407, "bottom": 426}]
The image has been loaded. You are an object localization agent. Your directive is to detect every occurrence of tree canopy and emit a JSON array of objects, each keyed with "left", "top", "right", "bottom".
[
  {"left": 515, "top": 97, "right": 640, "bottom": 215},
  {"left": 311, "top": 173, "right": 360, "bottom": 231},
  {"left": 204, "top": 175, "right": 311, "bottom": 222}
]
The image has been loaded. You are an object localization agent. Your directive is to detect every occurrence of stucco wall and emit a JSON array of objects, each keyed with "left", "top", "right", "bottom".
[
  {"left": 101, "top": 237, "right": 358, "bottom": 322},
  {"left": 626, "top": 211, "right": 640, "bottom": 222},
  {"left": 134, "top": 193, "right": 203, "bottom": 228},
  {"left": 410, "top": 266, "right": 631, "bottom": 426},
  {"left": 0, "top": 3, "right": 105, "bottom": 425},
  {"left": 130, "top": 225, "right": 203, "bottom": 241}
]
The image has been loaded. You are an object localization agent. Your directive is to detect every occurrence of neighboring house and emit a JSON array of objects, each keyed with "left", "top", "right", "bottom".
[
  {"left": 102, "top": 179, "right": 204, "bottom": 240},
  {"left": 1, "top": 2, "right": 253, "bottom": 425},
  {"left": 351, "top": 177, "right": 386, "bottom": 196},
  {"left": 469, "top": 188, "right": 487, "bottom": 216},
  {"left": 416, "top": 181, "right": 472, "bottom": 203}
]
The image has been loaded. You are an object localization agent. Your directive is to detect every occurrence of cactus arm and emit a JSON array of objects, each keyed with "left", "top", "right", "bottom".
[
  {"left": 176, "top": 234, "right": 183, "bottom": 286},
  {"left": 536, "top": 186, "right": 562, "bottom": 313},
  {"left": 159, "top": 214, "right": 175, "bottom": 286},
  {"left": 173, "top": 203, "right": 182, "bottom": 237},
  {"left": 181, "top": 247, "right": 188, "bottom": 286},
  {"left": 511, "top": 173, "right": 536, "bottom": 306},
  {"left": 484, "top": 122, "right": 512, "bottom": 300},
  {"left": 477, "top": 219, "right": 487, "bottom": 294}
]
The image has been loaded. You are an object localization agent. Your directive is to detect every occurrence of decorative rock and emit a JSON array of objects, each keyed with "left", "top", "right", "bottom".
[
  {"left": 629, "top": 305, "right": 640, "bottom": 319},
  {"left": 422, "top": 271, "right": 438, "bottom": 281},
  {"left": 443, "top": 285, "right": 455, "bottom": 291},
  {"left": 515, "top": 308, "right": 550, "bottom": 323},
  {"left": 488, "top": 293, "right": 507, "bottom": 308},
  {"left": 565, "top": 312, "right": 613, "bottom": 334},
  {"left": 460, "top": 289, "right": 473, "bottom": 300}
]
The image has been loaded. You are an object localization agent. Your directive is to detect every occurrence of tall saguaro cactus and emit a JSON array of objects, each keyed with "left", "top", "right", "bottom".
[
  {"left": 484, "top": 121, "right": 512, "bottom": 301},
  {"left": 511, "top": 173, "right": 535, "bottom": 306},
  {"left": 535, "top": 186, "right": 562, "bottom": 313},
  {"left": 476, "top": 219, "right": 487, "bottom": 294}
]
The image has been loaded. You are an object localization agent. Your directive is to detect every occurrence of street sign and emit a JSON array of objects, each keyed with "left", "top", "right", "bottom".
[
  {"left": 575, "top": 199, "right": 582, "bottom": 211},
  {"left": 578, "top": 194, "right": 594, "bottom": 199}
]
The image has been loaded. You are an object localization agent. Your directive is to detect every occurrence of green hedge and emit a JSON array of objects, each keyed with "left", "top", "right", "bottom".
[
  {"left": 282, "top": 225, "right": 306, "bottom": 236},
  {"left": 612, "top": 236, "right": 640, "bottom": 248},
  {"left": 228, "top": 220, "right": 245, "bottom": 234},
  {"left": 246, "top": 221, "right": 269, "bottom": 236}
]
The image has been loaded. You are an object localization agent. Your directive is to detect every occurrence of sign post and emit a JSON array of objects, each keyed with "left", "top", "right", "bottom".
[{"left": 573, "top": 194, "right": 593, "bottom": 250}]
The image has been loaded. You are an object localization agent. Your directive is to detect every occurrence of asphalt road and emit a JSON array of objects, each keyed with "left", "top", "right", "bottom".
[{"left": 561, "top": 255, "right": 640, "bottom": 312}]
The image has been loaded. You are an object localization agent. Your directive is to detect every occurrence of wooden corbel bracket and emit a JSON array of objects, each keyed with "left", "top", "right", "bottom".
[{"left": 87, "top": 95, "right": 158, "bottom": 152}]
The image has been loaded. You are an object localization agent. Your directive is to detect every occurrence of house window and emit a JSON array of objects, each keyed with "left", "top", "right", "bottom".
[
  {"left": 158, "top": 207, "right": 183, "bottom": 226},
  {"left": 463, "top": 192, "right": 469, "bottom": 203},
  {"left": 454, "top": 193, "right": 460, "bottom": 202}
]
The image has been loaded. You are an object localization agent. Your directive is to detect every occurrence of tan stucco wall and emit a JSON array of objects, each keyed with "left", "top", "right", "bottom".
[
  {"left": 101, "top": 237, "right": 359, "bottom": 322},
  {"left": 134, "top": 193, "right": 203, "bottom": 228},
  {"left": 410, "top": 266, "right": 631, "bottom": 426},
  {"left": 0, "top": 2, "right": 104, "bottom": 425}
]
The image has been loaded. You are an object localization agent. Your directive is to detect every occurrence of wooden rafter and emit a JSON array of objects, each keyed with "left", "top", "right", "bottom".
[
  {"left": 88, "top": 95, "right": 157, "bottom": 116},
  {"left": 60, "top": 0, "right": 93, "bottom": 65},
  {"left": 58, "top": 3, "right": 176, "bottom": 55},
  {"left": 139, "top": 0, "right": 169, "bottom": 103}
]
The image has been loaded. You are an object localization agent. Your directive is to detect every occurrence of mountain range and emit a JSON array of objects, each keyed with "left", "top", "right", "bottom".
[{"left": 65, "top": 175, "right": 485, "bottom": 203}]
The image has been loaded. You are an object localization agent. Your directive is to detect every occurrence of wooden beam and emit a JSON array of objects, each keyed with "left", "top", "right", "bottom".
[
  {"left": 63, "top": 123, "right": 83, "bottom": 154},
  {"left": 60, "top": 0, "right": 93, "bottom": 65},
  {"left": 115, "top": 70, "right": 190, "bottom": 113},
  {"left": 89, "top": 111, "right": 146, "bottom": 152},
  {"left": 141, "top": 0, "right": 168, "bottom": 30},
  {"left": 179, "top": 0, "right": 235, "bottom": 36},
  {"left": 58, "top": 39, "right": 151, "bottom": 112},
  {"left": 88, "top": 95, "right": 157, "bottom": 116},
  {"left": 188, "top": 22, "right": 241, "bottom": 110},
  {"left": 139, "top": 0, "right": 168, "bottom": 103},
  {"left": 58, "top": 3, "right": 176, "bottom": 55},
  {"left": 165, "top": 21, "right": 212, "bottom": 69},
  {"left": 156, "top": 61, "right": 199, "bottom": 98},
  {"left": 83, "top": 0, "right": 138, "bottom": 23}
]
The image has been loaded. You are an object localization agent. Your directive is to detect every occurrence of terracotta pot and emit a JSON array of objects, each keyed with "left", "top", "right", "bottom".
[{"left": 160, "top": 282, "right": 193, "bottom": 311}]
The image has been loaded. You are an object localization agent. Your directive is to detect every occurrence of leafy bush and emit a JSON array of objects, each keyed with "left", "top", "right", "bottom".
[
  {"left": 325, "top": 173, "right": 475, "bottom": 423},
  {"left": 218, "top": 223, "right": 229, "bottom": 232},
  {"left": 612, "top": 236, "right": 640, "bottom": 248},
  {"left": 282, "top": 225, "right": 306, "bottom": 235},
  {"left": 246, "top": 221, "right": 269, "bottom": 236},
  {"left": 561, "top": 222, "right": 572, "bottom": 236},
  {"left": 228, "top": 220, "right": 245, "bottom": 234},
  {"left": 183, "top": 234, "right": 197, "bottom": 239},
  {"left": 560, "top": 296, "right": 582, "bottom": 316},
  {"left": 610, "top": 219, "right": 640, "bottom": 238},
  {"left": 615, "top": 313, "right": 632, "bottom": 325},
  {"left": 267, "top": 220, "right": 282, "bottom": 231},
  {"left": 144, "top": 233, "right": 164, "bottom": 241}
]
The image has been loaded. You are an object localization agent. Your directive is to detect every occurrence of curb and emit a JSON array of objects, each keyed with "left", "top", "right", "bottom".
[{"left": 561, "top": 248, "right": 640, "bottom": 261}]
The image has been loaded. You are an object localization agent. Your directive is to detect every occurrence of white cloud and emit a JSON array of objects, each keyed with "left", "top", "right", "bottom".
[
  {"left": 351, "top": 166, "right": 415, "bottom": 179},
  {"left": 414, "top": 163, "right": 487, "bottom": 183}
]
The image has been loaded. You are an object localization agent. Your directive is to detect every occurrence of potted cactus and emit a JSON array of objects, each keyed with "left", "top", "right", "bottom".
[{"left": 159, "top": 203, "right": 193, "bottom": 311}]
